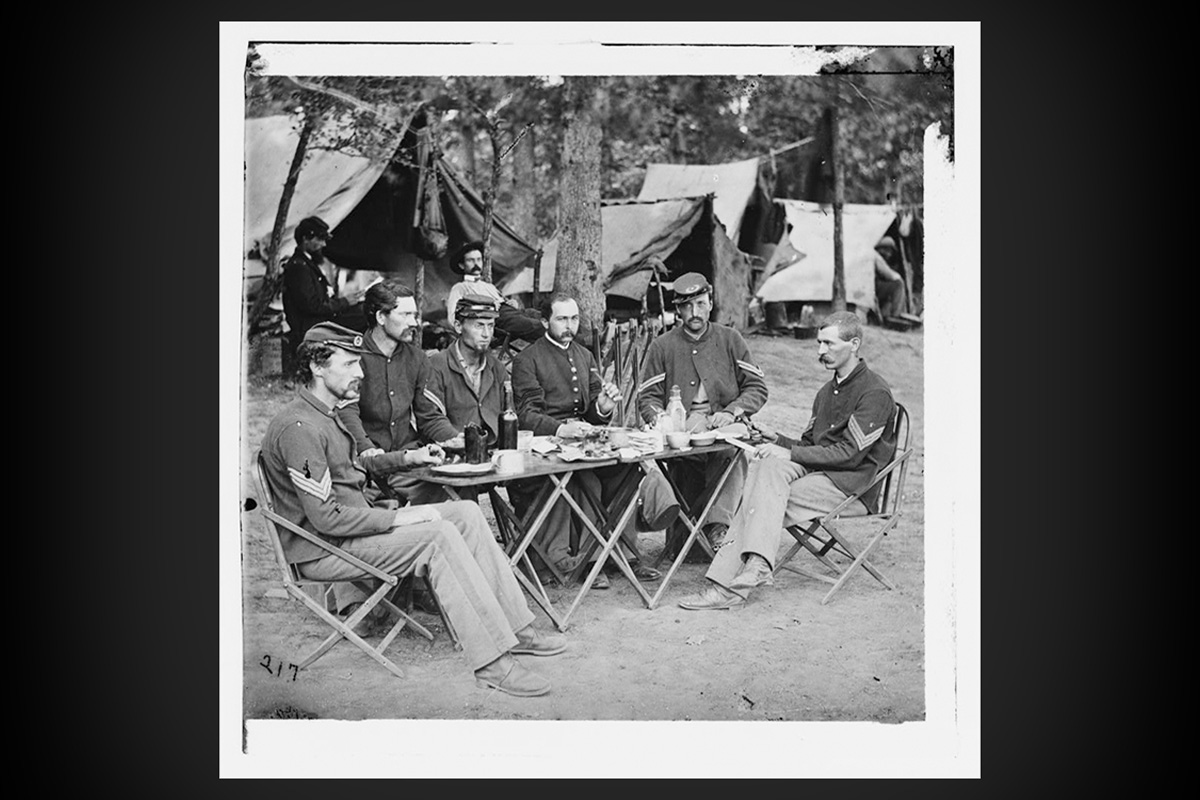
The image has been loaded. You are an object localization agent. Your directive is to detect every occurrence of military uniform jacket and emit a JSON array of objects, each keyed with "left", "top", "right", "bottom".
[
  {"left": 776, "top": 359, "right": 897, "bottom": 512},
  {"left": 421, "top": 342, "right": 508, "bottom": 444},
  {"left": 337, "top": 331, "right": 441, "bottom": 475},
  {"left": 511, "top": 334, "right": 611, "bottom": 435},
  {"left": 637, "top": 323, "right": 768, "bottom": 424},
  {"left": 261, "top": 388, "right": 399, "bottom": 564},
  {"left": 282, "top": 250, "right": 351, "bottom": 338}
]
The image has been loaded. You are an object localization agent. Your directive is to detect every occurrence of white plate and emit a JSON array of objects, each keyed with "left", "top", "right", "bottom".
[
  {"left": 430, "top": 462, "right": 496, "bottom": 475},
  {"left": 558, "top": 451, "right": 617, "bottom": 463}
]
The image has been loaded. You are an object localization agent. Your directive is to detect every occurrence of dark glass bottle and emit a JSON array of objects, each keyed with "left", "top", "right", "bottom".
[
  {"left": 500, "top": 380, "right": 519, "bottom": 450},
  {"left": 464, "top": 423, "right": 487, "bottom": 464}
]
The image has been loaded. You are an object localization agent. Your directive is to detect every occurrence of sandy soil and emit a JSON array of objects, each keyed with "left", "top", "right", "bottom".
[{"left": 238, "top": 326, "right": 925, "bottom": 723}]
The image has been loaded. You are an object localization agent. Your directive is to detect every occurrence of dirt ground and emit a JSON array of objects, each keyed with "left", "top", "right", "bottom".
[{"left": 238, "top": 325, "right": 925, "bottom": 725}]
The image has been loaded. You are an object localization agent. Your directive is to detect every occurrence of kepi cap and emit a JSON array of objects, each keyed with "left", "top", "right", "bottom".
[
  {"left": 303, "top": 322, "right": 366, "bottom": 352},
  {"left": 451, "top": 240, "right": 486, "bottom": 274},
  {"left": 672, "top": 272, "right": 712, "bottom": 303},
  {"left": 455, "top": 294, "right": 500, "bottom": 321}
]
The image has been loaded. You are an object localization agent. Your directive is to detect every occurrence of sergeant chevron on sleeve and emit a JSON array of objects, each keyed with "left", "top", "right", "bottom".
[{"left": 678, "top": 310, "right": 900, "bottom": 612}]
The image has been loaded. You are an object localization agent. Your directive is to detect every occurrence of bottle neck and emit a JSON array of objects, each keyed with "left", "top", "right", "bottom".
[{"left": 504, "top": 382, "right": 516, "bottom": 414}]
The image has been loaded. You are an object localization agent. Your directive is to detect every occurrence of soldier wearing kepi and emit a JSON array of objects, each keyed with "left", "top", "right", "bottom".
[
  {"left": 420, "top": 294, "right": 509, "bottom": 456},
  {"left": 259, "top": 322, "right": 567, "bottom": 696},
  {"left": 677, "top": 311, "right": 897, "bottom": 611},
  {"left": 638, "top": 272, "right": 768, "bottom": 555}
]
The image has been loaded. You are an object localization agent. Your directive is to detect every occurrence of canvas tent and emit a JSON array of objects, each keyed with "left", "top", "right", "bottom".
[
  {"left": 636, "top": 157, "right": 778, "bottom": 255},
  {"left": 498, "top": 195, "right": 753, "bottom": 330},
  {"left": 243, "top": 113, "right": 540, "bottom": 321},
  {"left": 755, "top": 199, "right": 897, "bottom": 314}
]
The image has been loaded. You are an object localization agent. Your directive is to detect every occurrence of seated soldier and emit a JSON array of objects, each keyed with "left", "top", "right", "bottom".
[
  {"left": 677, "top": 311, "right": 897, "bottom": 610},
  {"left": 419, "top": 294, "right": 510, "bottom": 488},
  {"left": 260, "top": 322, "right": 567, "bottom": 696},
  {"left": 510, "top": 292, "right": 678, "bottom": 588},
  {"left": 638, "top": 272, "right": 768, "bottom": 558}
]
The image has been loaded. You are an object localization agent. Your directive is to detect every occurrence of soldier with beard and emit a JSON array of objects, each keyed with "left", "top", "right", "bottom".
[
  {"left": 510, "top": 294, "right": 677, "bottom": 588},
  {"left": 259, "top": 322, "right": 567, "bottom": 696},
  {"left": 281, "top": 216, "right": 367, "bottom": 367},
  {"left": 420, "top": 295, "right": 509, "bottom": 455}
]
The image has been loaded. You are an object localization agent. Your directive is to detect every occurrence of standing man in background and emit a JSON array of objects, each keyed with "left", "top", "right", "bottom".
[{"left": 282, "top": 216, "right": 367, "bottom": 368}]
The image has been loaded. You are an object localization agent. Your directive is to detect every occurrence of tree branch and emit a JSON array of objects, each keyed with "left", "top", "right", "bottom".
[
  {"left": 499, "top": 123, "right": 534, "bottom": 161},
  {"left": 284, "top": 76, "right": 383, "bottom": 117}
]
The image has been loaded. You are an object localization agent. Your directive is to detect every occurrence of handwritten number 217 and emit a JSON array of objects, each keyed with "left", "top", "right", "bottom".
[{"left": 259, "top": 654, "right": 299, "bottom": 681}]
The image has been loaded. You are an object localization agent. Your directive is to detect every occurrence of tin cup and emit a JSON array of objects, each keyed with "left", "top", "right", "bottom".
[{"left": 492, "top": 449, "right": 525, "bottom": 475}]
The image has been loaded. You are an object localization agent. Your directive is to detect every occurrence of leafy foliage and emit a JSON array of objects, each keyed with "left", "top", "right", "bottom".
[{"left": 243, "top": 46, "right": 953, "bottom": 243}]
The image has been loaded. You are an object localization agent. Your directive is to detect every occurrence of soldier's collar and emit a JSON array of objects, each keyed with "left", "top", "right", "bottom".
[
  {"left": 298, "top": 387, "right": 336, "bottom": 417},
  {"left": 835, "top": 359, "right": 867, "bottom": 385}
]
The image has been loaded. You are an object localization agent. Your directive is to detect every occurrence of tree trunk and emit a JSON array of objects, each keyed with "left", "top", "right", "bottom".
[
  {"left": 510, "top": 126, "right": 537, "bottom": 243},
  {"left": 556, "top": 77, "right": 606, "bottom": 326},
  {"left": 247, "top": 111, "right": 317, "bottom": 337},
  {"left": 461, "top": 121, "right": 478, "bottom": 186},
  {"left": 830, "top": 105, "right": 846, "bottom": 312}
]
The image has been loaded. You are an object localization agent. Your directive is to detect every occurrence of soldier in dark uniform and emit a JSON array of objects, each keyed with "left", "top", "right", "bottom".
[
  {"left": 511, "top": 293, "right": 677, "bottom": 588},
  {"left": 677, "top": 311, "right": 896, "bottom": 610},
  {"left": 281, "top": 216, "right": 367, "bottom": 369}
]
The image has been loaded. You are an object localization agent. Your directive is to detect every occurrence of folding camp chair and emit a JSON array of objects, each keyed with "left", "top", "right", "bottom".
[
  {"left": 771, "top": 402, "right": 914, "bottom": 605},
  {"left": 251, "top": 452, "right": 437, "bottom": 679}
]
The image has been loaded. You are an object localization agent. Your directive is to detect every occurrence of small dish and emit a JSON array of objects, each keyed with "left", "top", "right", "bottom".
[
  {"left": 689, "top": 431, "right": 717, "bottom": 447},
  {"left": 665, "top": 431, "right": 691, "bottom": 449}
]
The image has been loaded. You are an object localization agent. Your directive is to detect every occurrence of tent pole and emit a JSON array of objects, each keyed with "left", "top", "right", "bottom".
[
  {"left": 830, "top": 105, "right": 847, "bottom": 312},
  {"left": 532, "top": 248, "right": 543, "bottom": 309},
  {"left": 415, "top": 259, "right": 426, "bottom": 333},
  {"left": 655, "top": 274, "right": 668, "bottom": 331}
]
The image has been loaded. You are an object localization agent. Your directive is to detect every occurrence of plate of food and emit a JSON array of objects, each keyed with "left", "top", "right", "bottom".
[
  {"left": 557, "top": 442, "right": 619, "bottom": 462},
  {"left": 430, "top": 462, "right": 496, "bottom": 475}
]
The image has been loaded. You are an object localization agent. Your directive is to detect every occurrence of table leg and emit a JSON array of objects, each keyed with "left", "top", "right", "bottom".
[
  {"left": 648, "top": 453, "right": 741, "bottom": 610},
  {"left": 557, "top": 470, "right": 649, "bottom": 624},
  {"left": 504, "top": 472, "right": 576, "bottom": 631}
]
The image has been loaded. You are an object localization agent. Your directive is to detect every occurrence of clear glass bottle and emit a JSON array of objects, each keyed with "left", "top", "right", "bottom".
[
  {"left": 500, "top": 380, "right": 519, "bottom": 450},
  {"left": 666, "top": 384, "right": 686, "bottom": 433}
]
